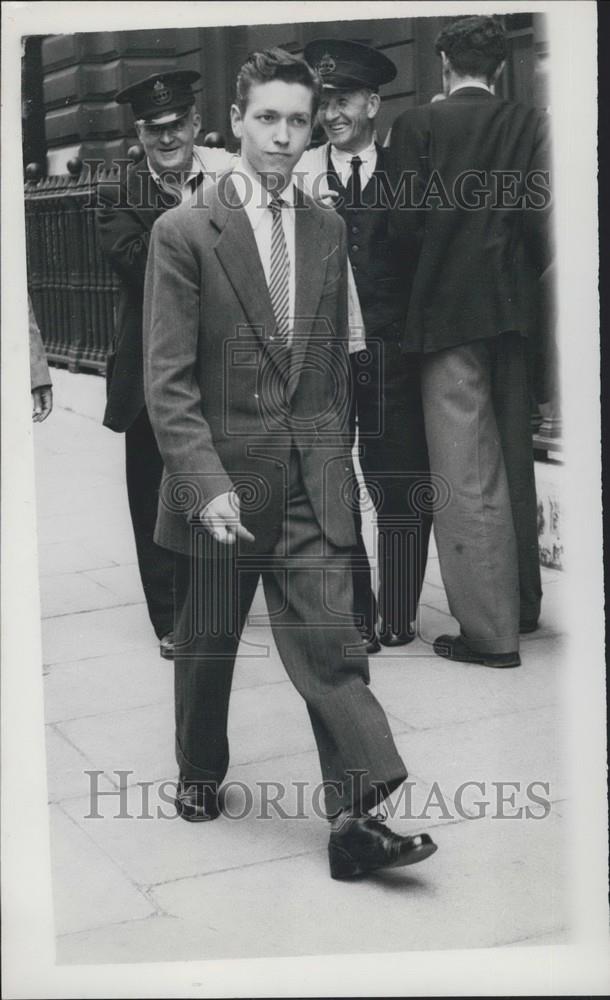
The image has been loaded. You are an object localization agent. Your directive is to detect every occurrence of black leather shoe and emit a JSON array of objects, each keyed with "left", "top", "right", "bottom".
[
  {"left": 379, "top": 622, "right": 416, "bottom": 647},
  {"left": 175, "top": 777, "right": 220, "bottom": 822},
  {"left": 329, "top": 813, "right": 437, "bottom": 879},
  {"left": 433, "top": 634, "right": 521, "bottom": 668},
  {"left": 160, "top": 632, "right": 175, "bottom": 660}
]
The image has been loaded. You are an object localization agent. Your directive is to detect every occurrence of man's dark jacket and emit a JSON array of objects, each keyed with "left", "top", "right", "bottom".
[
  {"left": 325, "top": 143, "right": 409, "bottom": 341},
  {"left": 96, "top": 159, "right": 184, "bottom": 431},
  {"left": 387, "top": 88, "right": 553, "bottom": 353}
]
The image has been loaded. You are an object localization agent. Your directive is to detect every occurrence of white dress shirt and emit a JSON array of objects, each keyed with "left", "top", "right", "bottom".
[
  {"left": 231, "top": 158, "right": 296, "bottom": 345},
  {"left": 329, "top": 136, "right": 378, "bottom": 190}
]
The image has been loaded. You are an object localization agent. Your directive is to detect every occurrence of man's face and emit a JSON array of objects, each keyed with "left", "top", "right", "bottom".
[
  {"left": 231, "top": 80, "right": 314, "bottom": 190},
  {"left": 135, "top": 107, "right": 201, "bottom": 176},
  {"left": 317, "top": 89, "right": 380, "bottom": 153}
]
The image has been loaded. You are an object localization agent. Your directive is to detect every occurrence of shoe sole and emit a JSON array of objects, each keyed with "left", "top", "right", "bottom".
[
  {"left": 438, "top": 655, "right": 521, "bottom": 669},
  {"left": 456, "top": 655, "right": 521, "bottom": 669},
  {"left": 329, "top": 838, "right": 438, "bottom": 880},
  {"left": 160, "top": 648, "right": 174, "bottom": 660},
  {"left": 433, "top": 642, "right": 520, "bottom": 669}
]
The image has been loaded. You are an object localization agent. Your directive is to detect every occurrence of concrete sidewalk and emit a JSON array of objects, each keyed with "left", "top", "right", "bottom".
[{"left": 35, "top": 368, "right": 569, "bottom": 965}]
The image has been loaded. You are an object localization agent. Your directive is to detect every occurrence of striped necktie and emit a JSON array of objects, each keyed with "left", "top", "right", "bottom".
[{"left": 268, "top": 195, "right": 291, "bottom": 344}]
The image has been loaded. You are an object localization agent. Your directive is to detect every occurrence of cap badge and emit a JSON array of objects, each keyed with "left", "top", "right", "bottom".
[
  {"left": 317, "top": 54, "right": 336, "bottom": 76},
  {"left": 152, "top": 79, "right": 172, "bottom": 105}
]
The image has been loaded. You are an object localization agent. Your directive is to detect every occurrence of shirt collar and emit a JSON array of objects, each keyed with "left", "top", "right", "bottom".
[
  {"left": 449, "top": 81, "right": 493, "bottom": 96},
  {"left": 330, "top": 135, "right": 377, "bottom": 167},
  {"left": 232, "top": 157, "right": 296, "bottom": 231},
  {"left": 187, "top": 145, "right": 208, "bottom": 182}
]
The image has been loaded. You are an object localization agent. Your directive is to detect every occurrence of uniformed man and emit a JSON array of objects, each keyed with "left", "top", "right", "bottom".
[
  {"left": 96, "top": 70, "right": 230, "bottom": 659},
  {"left": 299, "top": 39, "right": 433, "bottom": 652}
]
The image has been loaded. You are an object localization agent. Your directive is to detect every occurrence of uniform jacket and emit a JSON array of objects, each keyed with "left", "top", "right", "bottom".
[
  {"left": 387, "top": 89, "right": 553, "bottom": 353},
  {"left": 323, "top": 142, "right": 409, "bottom": 340},
  {"left": 96, "top": 149, "right": 233, "bottom": 431},
  {"left": 143, "top": 170, "right": 357, "bottom": 556}
]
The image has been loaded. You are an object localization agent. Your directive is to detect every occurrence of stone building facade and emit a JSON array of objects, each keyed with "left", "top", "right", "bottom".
[{"left": 22, "top": 14, "right": 550, "bottom": 175}]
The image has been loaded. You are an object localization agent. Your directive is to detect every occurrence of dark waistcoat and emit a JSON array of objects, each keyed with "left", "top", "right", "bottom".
[{"left": 325, "top": 144, "right": 408, "bottom": 341}]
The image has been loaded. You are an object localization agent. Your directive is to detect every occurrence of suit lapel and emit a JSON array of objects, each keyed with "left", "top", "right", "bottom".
[
  {"left": 295, "top": 186, "right": 327, "bottom": 326},
  {"left": 210, "top": 174, "right": 329, "bottom": 403},
  {"left": 288, "top": 187, "right": 328, "bottom": 403},
  {"left": 211, "top": 174, "right": 277, "bottom": 345}
]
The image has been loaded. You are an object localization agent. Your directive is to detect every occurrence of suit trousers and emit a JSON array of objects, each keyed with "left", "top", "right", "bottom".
[
  {"left": 351, "top": 344, "right": 433, "bottom": 638},
  {"left": 125, "top": 407, "right": 175, "bottom": 639},
  {"left": 420, "top": 333, "right": 542, "bottom": 654},
  {"left": 173, "top": 450, "right": 407, "bottom": 819}
]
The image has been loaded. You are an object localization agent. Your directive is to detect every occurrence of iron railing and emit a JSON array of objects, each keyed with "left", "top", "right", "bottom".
[{"left": 24, "top": 161, "right": 119, "bottom": 374}]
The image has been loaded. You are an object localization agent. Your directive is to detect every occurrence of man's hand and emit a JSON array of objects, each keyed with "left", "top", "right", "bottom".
[
  {"left": 32, "top": 386, "right": 53, "bottom": 423},
  {"left": 198, "top": 491, "right": 255, "bottom": 546}
]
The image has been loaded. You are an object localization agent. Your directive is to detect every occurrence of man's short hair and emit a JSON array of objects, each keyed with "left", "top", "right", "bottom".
[
  {"left": 435, "top": 16, "right": 507, "bottom": 82},
  {"left": 235, "top": 47, "right": 322, "bottom": 116}
]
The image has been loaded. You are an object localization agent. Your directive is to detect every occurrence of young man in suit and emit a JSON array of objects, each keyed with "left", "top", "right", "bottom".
[
  {"left": 298, "top": 40, "right": 433, "bottom": 655},
  {"left": 96, "top": 71, "right": 230, "bottom": 659},
  {"left": 143, "top": 48, "right": 437, "bottom": 879},
  {"left": 388, "top": 16, "right": 553, "bottom": 667}
]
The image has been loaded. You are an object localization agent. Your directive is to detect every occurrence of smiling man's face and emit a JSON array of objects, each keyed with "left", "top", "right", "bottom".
[
  {"left": 231, "top": 79, "right": 314, "bottom": 191},
  {"left": 317, "top": 88, "right": 379, "bottom": 153},
  {"left": 135, "top": 106, "right": 201, "bottom": 176}
]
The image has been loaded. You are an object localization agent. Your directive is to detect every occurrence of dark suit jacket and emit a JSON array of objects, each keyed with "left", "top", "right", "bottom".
[
  {"left": 387, "top": 88, "right": 553, "bottom": 353},
  {"left": 96, "top": 159, "right": 184, "bottom": 432},
  {"left": 143, "top": 171, "right": 356, "bottom": 556}
]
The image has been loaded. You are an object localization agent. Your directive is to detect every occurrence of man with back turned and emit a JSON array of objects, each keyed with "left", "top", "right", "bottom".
[{"left": 388, "top": 16, "right": 553, "bottom": 667}]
